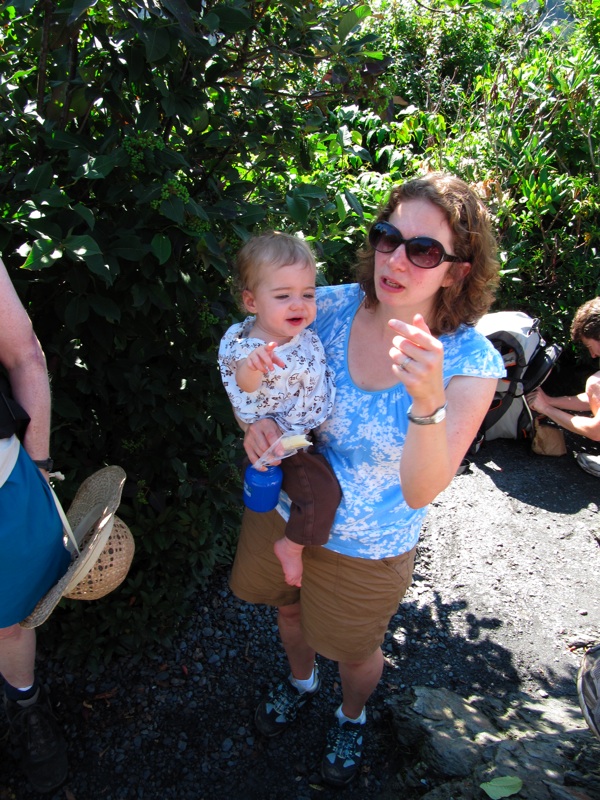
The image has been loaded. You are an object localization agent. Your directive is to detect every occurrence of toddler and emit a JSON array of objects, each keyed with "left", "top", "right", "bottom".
[{"left": 218, "top": 231, "right": 340, "bottom": 586}]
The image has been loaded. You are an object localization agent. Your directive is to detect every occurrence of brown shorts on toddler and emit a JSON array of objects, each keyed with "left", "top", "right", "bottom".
[{"left": 281, "top": 447, "right": 341, "bottom": 547}]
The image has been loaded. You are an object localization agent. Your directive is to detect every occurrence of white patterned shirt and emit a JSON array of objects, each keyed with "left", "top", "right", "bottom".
[{"left": 218, "top": 317, "right": 335, "bottom": 435}]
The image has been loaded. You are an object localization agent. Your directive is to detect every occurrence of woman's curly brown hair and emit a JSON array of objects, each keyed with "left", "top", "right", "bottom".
[{"left": 355, "top": 173, "right": 500, "bottom": 335}]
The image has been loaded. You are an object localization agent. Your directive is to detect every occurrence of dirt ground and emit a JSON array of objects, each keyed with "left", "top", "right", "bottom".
[{"left": 418, "top": 430, "right": 600, "bottom": 702}]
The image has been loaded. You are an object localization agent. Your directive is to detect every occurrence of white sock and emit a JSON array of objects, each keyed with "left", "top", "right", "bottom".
[
  {"left": 335, "top": 703, "right": 366, "bottom": 725},
  {"left": 290, "top": 667, "right": 317, "bottom": 693}
]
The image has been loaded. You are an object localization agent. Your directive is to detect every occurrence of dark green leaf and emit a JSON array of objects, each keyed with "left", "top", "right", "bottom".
[
  {"left": 144, "top": 26, "right": 172, "bottom": 62},
  {"left": 86, "top": 254, "right": 116, "bottom": 283},
  {"left": 78, "top": 153, "right": 122, "bottom": 180},
  {"left": 20, "top": 239, "right": 62, "bottom": 270},
  {"left": 236, "top": 206, "right": 267, "bottom": 225},
  {"left": 286, "top": 194, "right": 310, "bottom": 226},
  {"left": 152, "top": 234, "right": 172, "bottom": 265},
  {"left": 64, "top": 295, "right": 90, "bottom": 328},
  {"left": 22, "top": 163, "right": 53, "bottom": 191},
  {"left": 185, "top": 199, "right": 209, "bottom": 221},
  {"left": 68, "top": 0, "right": 97, "bottom": 25},
  {"left": 344, "top": 189, "right": 364, "bottom": 219},
  {"left": 111, "top": 235, "right": 145, "bottom": 261},
  {"left": 63, "top": 234, "right": 103, "bottom": 260},
  {"left": 88, "top": 295, "right": 121, "bottom": 322},
  {"left": 161, "top": 0, "right": 194, "bottom": 33},
  {"left": 73, "top": 203, "right": 95, "bottom": 230},
  {"left": 52, "top": 391, "right": 84, "bottom": 420},
  {"left": 212, "top": 5, "right": 253, "bottom": 34},
  {"left": 160, "top": 196, "right": 185, "bottom": 224},
  {"left": 202, "top": 12, "right": 220, "bottom": 33}
]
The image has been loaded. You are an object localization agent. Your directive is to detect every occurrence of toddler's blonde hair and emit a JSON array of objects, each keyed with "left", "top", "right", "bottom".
[{"left": 235, "top": 232, "right": 316, "bottom": 299}]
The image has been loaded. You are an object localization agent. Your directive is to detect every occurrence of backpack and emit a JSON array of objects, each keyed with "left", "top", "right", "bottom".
[{"left": 474, "top": 311, "right": 563, "bottom": 441}]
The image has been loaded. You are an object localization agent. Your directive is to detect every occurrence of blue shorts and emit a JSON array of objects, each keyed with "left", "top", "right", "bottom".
[{"left": 0, "top": 445, "right": 70, "bottom": 627}]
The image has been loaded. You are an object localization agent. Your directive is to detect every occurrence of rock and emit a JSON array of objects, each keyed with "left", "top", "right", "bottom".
[
  {"left": 386, "top": 686, "right": 600, "bottom": 800},
  {"left": 387, "top": 687, "right": 501, "bottom": 777}
]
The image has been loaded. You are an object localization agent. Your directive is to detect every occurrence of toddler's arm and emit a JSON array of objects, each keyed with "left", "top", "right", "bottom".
[{"left": 235, "top": 342, "right": 285, "bottom": 392}]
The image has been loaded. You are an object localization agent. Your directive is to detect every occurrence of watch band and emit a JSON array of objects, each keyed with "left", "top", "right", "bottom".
[
  {"left": 33, "top": 458, "right": 54, "bottom": 471},
  {"left": 407, "top": 403, "right": 448, "bottom": 425}
]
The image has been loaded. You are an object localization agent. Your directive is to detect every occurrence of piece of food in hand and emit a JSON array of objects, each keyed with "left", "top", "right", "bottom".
[{"left": 281, "top": 434, "right": 311, "bottom": 451}]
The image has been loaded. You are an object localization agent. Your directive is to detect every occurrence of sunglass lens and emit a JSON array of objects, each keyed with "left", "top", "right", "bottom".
[
  {"left": 407, "top": 238, "right": 443, "bottom": 268},
  {"left": 370, "top": 223, "right": 400, "bottom": 253}
]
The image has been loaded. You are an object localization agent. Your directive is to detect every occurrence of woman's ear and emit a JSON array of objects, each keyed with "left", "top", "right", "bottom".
[
  {"left": 242, "top": 289, "right": 256, "bottom": 313},
  {"left": 442, "top": 261, "right": 471, "bottom": 288}
]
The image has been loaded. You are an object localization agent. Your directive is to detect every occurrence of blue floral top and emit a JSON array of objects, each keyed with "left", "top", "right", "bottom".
[{"left": 295, "top": 283, "right": 505, "bottom": 559}]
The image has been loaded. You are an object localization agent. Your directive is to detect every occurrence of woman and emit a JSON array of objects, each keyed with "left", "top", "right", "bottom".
[
  {"left": 229, "top": 172, "right": 505, "bottom": 787},
  {"left": 0, "top": 256, "right": 70, "bottom": 792}
]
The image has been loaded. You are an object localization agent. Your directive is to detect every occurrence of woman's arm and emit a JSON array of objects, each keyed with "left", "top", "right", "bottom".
[
  {"left": 389, "top": 314, "right": 497, "bottom": 508},
  {"left": 0, "top": 257, "right": 52, "bottom": 467},
  {"left": 241, "top": 417, "right": 283, "bottom": 464},
  {"left": 400, "top": 374, "right": 497, "bottom": 507}
]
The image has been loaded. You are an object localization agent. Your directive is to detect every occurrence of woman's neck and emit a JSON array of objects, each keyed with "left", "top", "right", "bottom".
[
  {"left": 365, "top": 302, "right": 408, "bottom": 343},
  {"left": 348, "top": 303, "right": 403, "bottom": 391},
  {"left": 366, "top": 299, "right": 435, "bottom": 338}
]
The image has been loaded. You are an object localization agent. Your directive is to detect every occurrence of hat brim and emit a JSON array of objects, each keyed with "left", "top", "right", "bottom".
[{"left": 20, "top": 465, "right": 126, "bottom": 629}]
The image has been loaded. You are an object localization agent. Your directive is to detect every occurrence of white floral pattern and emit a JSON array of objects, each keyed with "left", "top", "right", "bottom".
[
  {"left": 308, "top": 283, "right": 506, "bottom": 559},
  {"left": 218, "top": 317, "right": 335, "bottom": 435}
]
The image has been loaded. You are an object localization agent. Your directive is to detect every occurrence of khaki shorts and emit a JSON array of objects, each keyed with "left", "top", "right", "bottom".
[{"left": 229, "top": 508, "right": 416, "bottom": 663}]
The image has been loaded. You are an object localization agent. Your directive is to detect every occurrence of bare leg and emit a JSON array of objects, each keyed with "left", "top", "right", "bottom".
[
  {"left": 0, "top": 624, "right": 68, "bottom": 793},
  {"left": 277, "top": 602, "right": 315, "bottom": 680},
  {"left": 0, "top": 624, "right": 36, "bottom": 689},
  {"left": 337, "top": 648, "right": 384, "bottom": 719},
  {"left": 273, "top": 536, "right": 305, "bottom": 587}
]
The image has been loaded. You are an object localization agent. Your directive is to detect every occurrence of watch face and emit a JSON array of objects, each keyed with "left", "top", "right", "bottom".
[{"left": 407, "top": 403, "right": 447, "bottom": 425}]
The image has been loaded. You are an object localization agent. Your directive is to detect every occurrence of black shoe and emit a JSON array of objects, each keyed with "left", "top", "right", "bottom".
[
  {"left": 320, "top": 716, "right": 364, "bottom": 787},
  {"left": 4, "top": 686, "right": 68, "bottom": 793},
  {"left": 254, "top": 666, "right": 320, "bottom": 737},
  {"left": 577, "top": 643, "right": 600, "bottom": 740}
]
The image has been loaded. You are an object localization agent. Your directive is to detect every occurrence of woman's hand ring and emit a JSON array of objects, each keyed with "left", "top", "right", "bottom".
[{"left": 399, "top": 356, "right": 412, "bottom": 371}]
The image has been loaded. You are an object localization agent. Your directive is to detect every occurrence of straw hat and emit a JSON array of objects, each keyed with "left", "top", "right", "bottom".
[
  {"left": 63, "top": 515, "right": 134, "bottom": 601},
  {"left": 20, "top": 465, "right": 133, "bottom": 629}
]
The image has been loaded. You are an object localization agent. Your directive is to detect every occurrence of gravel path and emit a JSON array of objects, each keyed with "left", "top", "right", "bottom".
[{"left": 1, "top": 435, "right": 599, "bottom": 800}]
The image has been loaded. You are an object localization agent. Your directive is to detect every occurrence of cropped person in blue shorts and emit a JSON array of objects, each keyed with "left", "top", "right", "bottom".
[
  {"left": 0, "top": 255, "right": 70, "bottom": 792},
  {"left": 229, "top": 173, "right": 506, "bottom": 787}
]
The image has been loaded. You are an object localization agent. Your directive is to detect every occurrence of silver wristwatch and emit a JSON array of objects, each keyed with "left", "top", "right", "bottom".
[{"left": 407, "top": 403, "right": 448, "bottom": 425}]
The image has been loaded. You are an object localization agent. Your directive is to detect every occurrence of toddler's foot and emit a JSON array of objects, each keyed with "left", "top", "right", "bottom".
[{"left": 274, "top": 536, "right": 304, "bottom": 587}]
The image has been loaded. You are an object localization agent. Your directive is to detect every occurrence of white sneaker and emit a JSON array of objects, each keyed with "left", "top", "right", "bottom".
[{"left": 576, "top": 453, "right": 600, "bottom": 478}]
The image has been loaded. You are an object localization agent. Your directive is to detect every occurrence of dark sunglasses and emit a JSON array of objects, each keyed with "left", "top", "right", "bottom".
[{"left": 368, "top": 221, "right": 461, "bottom": 269}]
